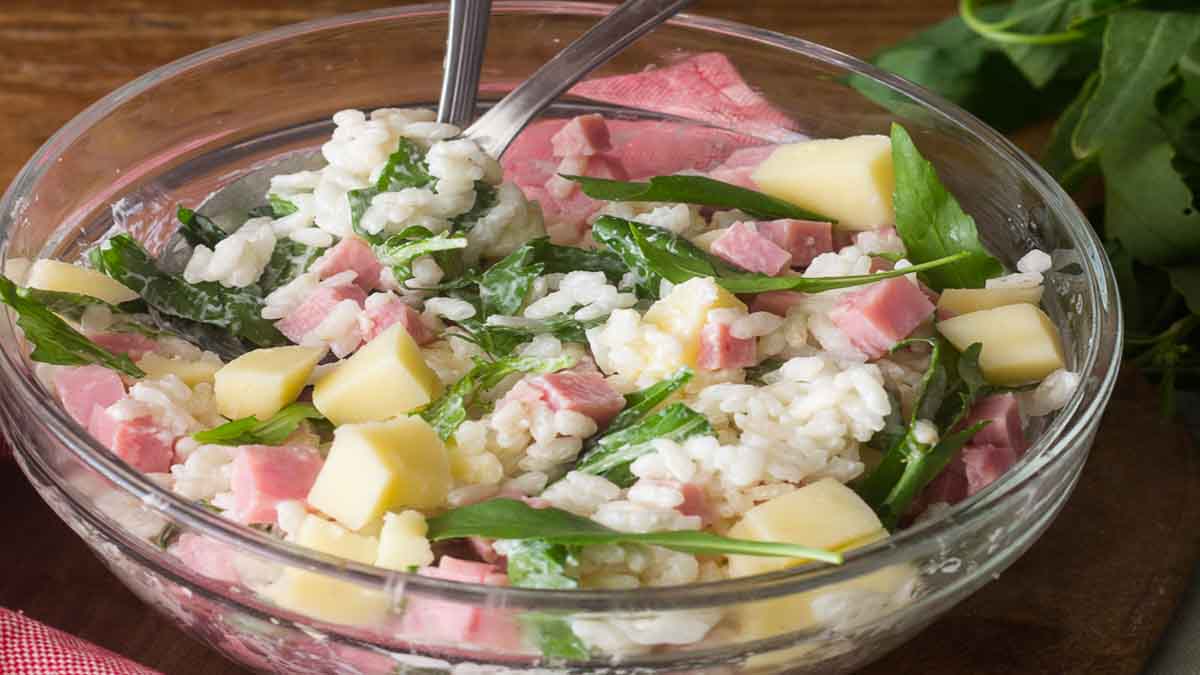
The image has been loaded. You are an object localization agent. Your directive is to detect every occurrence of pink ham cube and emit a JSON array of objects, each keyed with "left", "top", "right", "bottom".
[
  {"left": 400, "top": 557, "right": 521, "bottom": 651},
  {"left": 545, "top": 153, "right": 629, "bottom": 201},
  {"left": 962, "top": 443, "right": 1019, "bottom": 496},
  {"left": 678, "top": 482, "right": 716, "bottom": 527},
  {"left": 829, "top": 278, "right": 935, "bottom": 360},
  {"left": 920, "top": 461, "right": 968, "bottom": 506},
  {"left": 311, "top": 237, "right": 382, "bottom": 291},
  {"left": 172, "top": 533, "right": 240, "bottom": 584},
  {"left": 749, "top": 290, "right": 804, "bottom": 316},
  {"left": 959, "top": 393, "right": 1027, "bottom": 454},
  {"left": 54, "top": 365, "right": 126, "bottom": 427},
  {"left": 275, "top": 283, "right": 367, "bottom": 345},
  {"left": 707, "top": 145, "right": 776, "bottom": 190},
  {"left": 87, "top": 332, "right": 158, "bottom": 361},
  {"left": 361, "top": 295, "right": 433, "bottom": 345},
  {"left": 527, "top": 371, "right": 626, "bottom": 427},
  {"left": 709, "top": 222, "right": 792, "bottom": 276},
  {"left": 756, "top": 219, "right": 834, "bottom": 268},
  {"left": 88, "top": 408, "right": 173, "bottom": 473},
  {"left": 697, "top": 321, "right": 757, "bottom": 371},
  {"left": 229, "top": 445, "right": 323, "bottom": 525},
  {"left": 550, "top": 114, "right": 612, "bottom": 157}
]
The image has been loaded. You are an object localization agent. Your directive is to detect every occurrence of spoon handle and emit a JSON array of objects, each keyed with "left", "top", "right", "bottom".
[
  {"left": 438, "top": 0, "right": 493, "bottom": 127},
  {"left": 466, "top": 0, "right": 697, "bottom": 158}
]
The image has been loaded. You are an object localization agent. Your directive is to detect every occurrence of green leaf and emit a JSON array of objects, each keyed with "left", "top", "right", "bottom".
[
  {"left": 1041, "top": 72, "right": 1101, "bottom": 188},
  {"left": 416, "top": 354, "right": 575, "bottom": 440},
  {"left": 192, "top": 403, "right": 327, "bottom": 446},
  {"left": 267, "top": 194, "right": 299, "bottom": 218},
  {"left": 744, "top": 357, "right": 785, "bottom": 385},
  {"left": 525, "top": 238, "right": 628, "bottom": 285},
  {"left": 565, "top": 174, "right": 835, "bottom": 223},
  {"left": 995, "top": 0, "right": 1088, "bottom": 87},
  {"left": 258, "top": 239, "right": 323, "bottom": 296},
  {"left": 426, "top": 498, "right": 844, "bottom": 564},
  {"left": 601, "top": 368, "right": 693, "bottom": 440},
  {"left": 22, "top": 287, "right": 159, "bottom": 338},
  {"left": 1072, "top": 10, "right": 1200, "bottom": 157},
  {"left": 449, "top": 182, "right": 497, "bottom": 233},
  {"left": 373, "top": 227, "right": 469, "bottom": 284},
  {"left": 0, "top": 275, "right": 145, "bottom": 377},
  {"left": 348, "top": 139, "right": 436, "bottom": 241},
  {"left": 479, "top": 245, "right": 543, "bottom": 317},
  {"left": 153, "top": 523, "right": 181, "bottom": 551},
  {"left": 889, "top": 124, "right": 1004, "bottom": 291},
  {"left": 574, "top": 403, "right": 711, "bottom": 487},
  {"left": 175, "top": 206, "right": 228, "bottom": 249},
  {"left": 503, "top": 540, "right": 591, "bottom": 660},
  {"left": 453, "top": 315, "right": 600, "bottom": 359},
  {"left": 90, "top": 235, "right": 286, "bottom": 348}
]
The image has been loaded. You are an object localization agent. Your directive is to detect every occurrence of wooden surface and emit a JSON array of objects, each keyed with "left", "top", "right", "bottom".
[{"left": 1, "top": 2, "right": 1197, "bottom": 674}]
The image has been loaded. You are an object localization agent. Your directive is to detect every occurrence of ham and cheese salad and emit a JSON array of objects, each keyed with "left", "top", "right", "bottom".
[{"left": 4, "top": 53, "right": 1081, "bottom": 658}]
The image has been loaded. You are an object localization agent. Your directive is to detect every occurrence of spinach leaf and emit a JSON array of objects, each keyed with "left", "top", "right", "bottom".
[
  {"left": 574, "top": 403, "right": 711, "bottom": 487},
  {"left": 175, "top": 206, "right": 228, "bottom": 248},
  {"left": 453, "top": 315, "right": 600, "bottom": 359},
  {"left": 503, "top": 540, "right": 591, "bottom": 660},
  {"left": 889, "top": 124, "right": 1004, "bottom": 291},
  {"left": 258, "top": 239, "right": 323, "bottom": 296},
  {"left": 90, "top": 234, "right": 286, "bottom": 348},
  {"left": 480, "top": 244, "right": 543, "bottom": 317},
  {"left": 565, "top": 174, "right": 834, "bottom": 223},
  {"left": 416, "top": 354, "right": 575, "bottom": 440},
  {"left": 600, "top": 368, "right": 693, "bottom": 440},
  {"left": 0, "top": 275, "right": 145, "bottom": 377},
  {"left": 192, "top": 403, "right": 327, "bottom": 446},
  {"left": 426, "top": 498, "right": 843, "bottom": 564}
]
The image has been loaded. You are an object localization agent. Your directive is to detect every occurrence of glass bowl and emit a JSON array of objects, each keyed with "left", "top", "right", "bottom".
[{"left": 0, "top": 2, "right": 1121, "bottom": 673}]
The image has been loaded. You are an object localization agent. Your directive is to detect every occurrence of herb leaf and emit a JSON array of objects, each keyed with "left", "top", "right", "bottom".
[
  {"left": 373, "top": 227, "right": 469, "bottom": 284},
  {"left": 454, "top": 315, "right": 601, "bottom": 359},
  {"left": 574, "top": 402, "right": 711, "bottom": 487},
  {"left": 175, "top": 206, "right": 228, "bottom": 248},
  {"left": 525, "top": 238, "right": 628, "bottom": 285},
  {"left": 193, "top": 403, "right": 327, "bottom": 446},
  {"left": 426, "top": 498, "right": 843, "bottom": 564},
  {"left": 600, "top": 368, "right": 693, "bottom": 440},
  {"left": 504, "top": 540, "right": 591, "bottom": 659},
  {"left": 480, "top": 244, "right": 543, "bottom": 317},
  {"left": 258, "top": 239, "right": 323, "bottom": 296},
  {"left": 566, "top": 174, "right": 834, "bottom": 223},
  {"left": 22, "top": 287, "right": 159, "bottom": 338},
  {"left": 268, "top": 194, "right": 299, "bottom": 218},
  {"left": 0, "top": 275, "right": 145, "bottom": 377}
]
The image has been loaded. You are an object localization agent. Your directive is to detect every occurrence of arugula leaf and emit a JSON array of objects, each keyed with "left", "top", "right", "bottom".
[
  {"left": 525, "top": 238, "right": 628, "bottom": 285},
  {"left": 22, "top": 287, "right": 159, "bottom": 338},
  {"left": 90, "top": 234, "right": 285, "bottom": 348},
  {"left": 454, "top": 315, "right": 600, "bottom": 359},
  {"left": 268, "top": 194, "right": 299, "bottom": 218},
  {"left": 1042, "top": 71, "right": 1101, "bottom": 188},
  {"left": 0, "top": 275, "right": 145, "bottom": 377},
  {"left": 175, "top": 206, "right": 228, "bottom": 248},
  {"left": 480, "top": 244, "right": 543, "bottom": 317},
  {"left": 503, "top": 540, "right": 591, "bottom": 660},
  {"left": 574, "top": 403, "right": 711, "bottom": 487},
  {"left": 193, "top": 403, "right": 327, "bottom": 446},
  {"left": 992, "top": 0, "right": 1091, "bottom": 87},
  {"left": 258, "top": 239, "right": 323, "bottom": 296},
  {"left": 416, "top": 354, "right": 575, "bottom": 440},
  {"left": 565, "top": 174, "right": 834, "bottom": 223},
  {"left": 889, "top": 124, "right": 1004, "bottom": 291},
  {"left": 348, "top": 139, "right": 436, "bottom": 241},
  {"left": 601, "top": 368, "right": 693, "bottom": 440},
  {"left": 745, "top": 357, "right": 785, "bottom": 385},
  {"left": 373, "top": 227, "right": 469, "bottom": 284},
  {"left": 450, "top": 182, "right": 498, "bottom": 233},
  {"left": 426, "top": 498, "right": 843, "bottom": 564}
]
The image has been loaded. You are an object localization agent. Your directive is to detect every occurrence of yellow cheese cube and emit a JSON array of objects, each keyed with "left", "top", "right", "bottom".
[
  {"left": 726, "top": 478, "right": 886, "bottom": 578},
  {"left": 376, "top": 510, "right": 435, "bottom": 571},
  {"left": 937, "top": 286, "right": 1044, "bottom": 316},
  {"left": 644, "top": 277, "right": 746, "bottom": 366},
  {"left": 306, "top": 417, "right": 451, "bottom": 530},
  {"left": 267, "top": 515, "right": 389, "bottom": 626},
  {"left": 27, "top": 259, "right": 139, "bottom": 304},
  {"left": 312, "top": 323, "right": 441, "bottom": 425},
  {"left": 752, "top": 135, "right": 894, "bottom": 230},
  {"left": 213, "top": 345, "right": 324, "bottom": 420},
  {"left": 938, "top": 303, "right": 1065, "bottom": 386},
  {"left": 136, "top": 352, "right": 222, "bottom": 387}
]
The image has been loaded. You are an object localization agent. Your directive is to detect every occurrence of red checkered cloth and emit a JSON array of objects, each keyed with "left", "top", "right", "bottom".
[{"left": 0, "top": 609, "right": 160, "bottom": 675}]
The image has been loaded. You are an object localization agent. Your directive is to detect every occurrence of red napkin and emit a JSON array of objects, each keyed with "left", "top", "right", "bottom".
[{"left": 0, "top": 609, "right": 162, "bottom": 675}]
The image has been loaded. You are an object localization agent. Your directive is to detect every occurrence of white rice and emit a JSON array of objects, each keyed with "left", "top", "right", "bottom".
[{"left": 183, "top": 218, "right": 276, "bottom": 288}]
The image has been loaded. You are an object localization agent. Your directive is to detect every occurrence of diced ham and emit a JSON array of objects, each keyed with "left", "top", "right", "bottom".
[
  {"left": 88, "top": 407, "right": 173, "bottom": 473},
  {"left": 756, "top": 219, "right": 834, "bottom": 268},
  {"left": 545, "top": 153, "right": 629, "bottom": 201},
  {"left": 709, "top": 222, "right": 791, "bottom": 276},
  {"left": 54, "top": 365, "right": 125, "bottom": 427},
  {"left": 275, "top": 283, "right": 367, "bottom": 345},
  {"left": 360, "top": 295, "right": 433, "bottom": 345},
  {"left": 829, "top": 278, "right": 935, "bottom": 360},
  {"left": 88, "top": 332, "right": 158, "bottom": 361},
  {"left": 920, "top": 461, "right": 968, "bottom": 506},
  {"left": 229, "top": 445, "right": 323, "bottom": 525},
  {"left": 550, "top": 114, "right": 612, "bottom": 157},
  {"left": 962, "top": 443, "right": 1019, "bottom": 496},
  {"left": 437, "top": 556, "right": 498, "bottom": 584},
  {"left": 707, "top": 145, "right": 777, "bottom": 190},
  {"left": 697, "top": 321, "right": 757, "bottom": 371},
  {"left": 527, "top": 371, "right": 626, "bottom": 426},
  {"left": 469, "top": 537, "right": 501, "bottom": 564},
  {"left": 399, "top": 557, "right": 521, "bottom": 651},
  {"left": 958, "top": 393, "right": 1027, "bottom": 454},
  {"left": 311, "top": 237, "right": 382, "bottom": 291},
  {"left": 868, "top": 257, "right": 894, "bottom": 273},
  {"left": 749, "top": 290, "right": 805, "bottom": 316},
  {"left": 678, "top": 482, "right": 716, "bottom": 527},
  {"left": 172, "top": 533, "right": 240, "bottom": 584}
]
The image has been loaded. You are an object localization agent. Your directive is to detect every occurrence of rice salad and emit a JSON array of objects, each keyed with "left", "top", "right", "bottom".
[{"left": 1, "top": 53, "right": 1080, "bottom": 663}]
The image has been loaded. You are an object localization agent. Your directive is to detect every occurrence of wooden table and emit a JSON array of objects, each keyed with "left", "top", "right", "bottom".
[{"left": 2, "top": 2, "right": 1197, "bottom": 674}]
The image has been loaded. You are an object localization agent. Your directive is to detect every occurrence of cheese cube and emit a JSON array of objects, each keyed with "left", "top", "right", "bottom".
[
  {"left": 136, "top": 352, "right": 222, "bottom": 387},
  {"left": 938, "top": 303, "right": 1065, "bottom": 386},
  {"left": 213, "top": 345, "right": 324, "bottom": 420},
  {"left": 937, "top": 286, "right": 1043, "bottom": 317},
  {"left": 27, "top": 259, "right": 139, "bottom": 304},
  {"left": 312, "top": 323, "right": 441, "bottom": 425},
  {"left": 267, "top": 514, "right": 389, "bottom": 626},
  {"left": 726, "top": 478, "right": 886, "bottom": 578},
  {"left": 376, "top": 510, "right": 435, "bottom": 571},
  {"left": 752, "top": 135, "right": 894, "bottom": 230},
  {"left": 644, "top": 277, "right": 746, "bottom": 366},
  {"left": 306, "top": 417, "right": 450, "bottom": 530}
]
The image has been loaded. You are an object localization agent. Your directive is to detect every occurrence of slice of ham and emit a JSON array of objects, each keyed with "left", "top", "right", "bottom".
[
  {"left": 707, "top": 145, "right": 776, "bottom": 190},
  {"left": 958, "top": 393, "right": 1027, "bottom": 454},
  {"left": 360, "top": 294, "right": 433, "bottom": 345},
  {"left": 88, "top": 408, "right": 173, "bottom": 473},
  {"left": 829, "top": 278, "right": 934, "bottom": 360},
  {"left": 527, "top": 371, "right": 626, "bottom": 427},
  {"left": 749, "top": 290, "right": 805, "bottom": 316},
  {"left": 171, "top": 533, "right": 240, "bottom": 584},
  {"left": 399, "top": 556, "right": 521, "bottom": 651},
  {"left": 962, "top": 443, "right": 1019, "bottom": 496},
  {"left": 311, "top": 237, "right": 382, "bottom": 291},
  {"left": 756, "top": 219, "right": 834, "bottom": 268},
  {"left": 697, "top": 321, "right": 757, "bottom": 371},
  {"left": 550, "top": 113, "right": 612, "bottom": 157},
  {"left": 275, "top": 283, "right": 367, "bottom": 345},
  {"left": 87, "top": 332, "right": 158, "bottom": 361},
  {"left": 229, "top": 445, "right": 324, "bottom": 525},
  {"left": 709, "top": 222, "right": 792, "bottom": 276},
  {"left": 54, "top": 365, "right": 126, "bottom": 427}
]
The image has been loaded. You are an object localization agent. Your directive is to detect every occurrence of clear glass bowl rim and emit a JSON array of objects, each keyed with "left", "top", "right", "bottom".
[{"left": 0, "top": 1, "right": 1122, "bottom": 612}]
